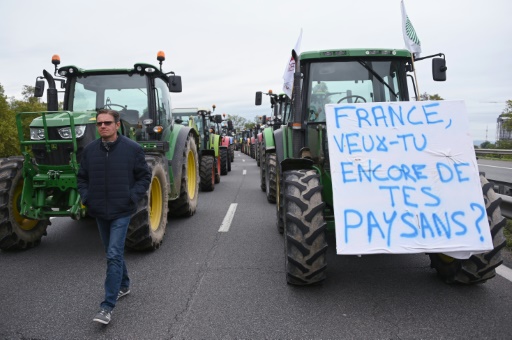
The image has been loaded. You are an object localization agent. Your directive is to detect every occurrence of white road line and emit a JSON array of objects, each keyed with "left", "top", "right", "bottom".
[
  {"left": 218, "top": 203, "right": 238, "bottom": 232},
  {"left": 479, "top": 164, "right": 512, "bottom": 170},
  {"left": 243, "top": 170, "right": 247, "bottom": 175},
  {"left": 497, "top": 265, "right": 512, "bottom": 282},
  {"left": 242, "top": 159, "right": 245, "bottom": 162}
]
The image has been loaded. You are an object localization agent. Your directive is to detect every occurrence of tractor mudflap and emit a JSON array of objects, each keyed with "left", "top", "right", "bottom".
[
  {"left": 283, "top": 169, "right": 327, "bottom": 285},
  {"left": 429, "top": 175, "right": 507, "bottom": 284},
  {"left": 0, "top": 157, "right": 49, "bottom": 250},
  {"left": 200, "top": 155, "right": 215, "bottom": 192},
  {"left": 169, "top": 133, "right": 199, "bottom": 217},
  {"left": 126, "top": 155, "right": 169, "bottom": 251}
]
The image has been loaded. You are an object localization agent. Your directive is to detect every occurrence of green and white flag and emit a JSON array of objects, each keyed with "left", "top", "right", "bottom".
[{"left": 401, "top": 0, "right": 421, "bottom": 58}]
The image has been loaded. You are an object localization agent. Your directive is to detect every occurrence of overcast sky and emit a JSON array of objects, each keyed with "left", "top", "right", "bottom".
[{"left": 1, "top": 0, "right": 510, "bottom": 142}]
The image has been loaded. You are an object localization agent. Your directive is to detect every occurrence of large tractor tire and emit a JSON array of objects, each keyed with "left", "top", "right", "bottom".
[
  {"left": 265, "top": 153, "right": 277, "bottom": 203},
  {"left": 276, "top": 165, "right": 284, "bottom": 234},
  {"left": 429, "top": 175, "right": 506, "bottom": 284},
  {"left": 256, "top": 143, "right": 261, "bottom": 167},
  {"left": 283, "top": 169, "right": 327, "bottom": 285},
  {"left": 126, "top": 155, "right": 169, "bottom": 251},
  {"left": 0, "top": 157, "right": 49, "bottom": 250},
  {"left": 214, "top": 157, "right": 221, "bottom": 184},
  {"left": 200, "top": 155, "right": 215, "bottom": 192},
  {"left": 169, "top": 134, "right": 199, "bottom": 217},
  {"left": 229, "top": 144, "right": 234, "bottom": 162},
  {"left": 220, "top": 148, "right": 228, "bottom": 176},
  {"left": 260, "top": 148, "right": 266, "bottom": 192}
]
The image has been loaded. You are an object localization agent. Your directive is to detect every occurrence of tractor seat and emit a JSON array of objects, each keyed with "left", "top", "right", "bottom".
[{"left": 121, "top": 109, "right": 140, "bottom": 124}]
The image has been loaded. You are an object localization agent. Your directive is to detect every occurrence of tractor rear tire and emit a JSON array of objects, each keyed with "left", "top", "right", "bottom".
[
  {"left": 265, "top": 153, "right": 277, "bottom": 203},
  {"left": 0, "top": 157, "right": 49, "bottom": 250},
  {"left": 169, "top": 134, "right": 199, "bottom": 217},
  {"left": 276, "top": 165, "right": 284, "bottom": 234},
  {"left": 260, "top": 147, "right": 266, "bottom": 192},
  {"left": 220, "top": 148, "right": 228, "bottom": 176},
  {"left": 428, "top": 175, "right": 506, "bottom": 284},
  {"left": 126, "top": 155, "right": 168, "bottom": 251},
  {"left": 214, "top": 157, "right": 220, "bottom": 184},
  {"left": 200, "top": 155, "right": 215, "bottom": 192},
  {"left": 283, "top": 169, "right": 327, "bottom": 285}
]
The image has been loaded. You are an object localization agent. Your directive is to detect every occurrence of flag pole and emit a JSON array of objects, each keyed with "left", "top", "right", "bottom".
[{"left": 411, "top": 55, "right": 421, "bottom": 101}]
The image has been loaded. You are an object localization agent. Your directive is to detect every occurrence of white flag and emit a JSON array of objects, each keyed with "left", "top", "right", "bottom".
[
  {"left": 401, "top": 0, "right": 421, "bottom": 58},
  {"left": 282, "top": 29, "right": 303, "bottom": 98}
]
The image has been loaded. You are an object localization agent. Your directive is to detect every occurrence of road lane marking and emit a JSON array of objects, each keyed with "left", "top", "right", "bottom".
[
  {"left": 243, "top": 170, "right": 246, "bottom": 175},
  {"left": 497, "top": 265, "right": 512, "bottom": 282},
  {"left": 243, "top": 159, "right": 245, "bottom": 162},
  {"left": 218, "top": 203, "right": 237, "bottom": 232},
  {"left": 479, "top": 164, "right": 512, "bottom": 170}
]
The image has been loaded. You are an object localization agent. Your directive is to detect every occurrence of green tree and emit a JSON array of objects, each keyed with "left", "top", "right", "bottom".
[
  {"left": 227, "top": 114, "right": 249, "bottom": 132},
  {"left": 0, "top": 84, "right": 19, "bottom": 158},
  {"left": 419, "top": 92, "right": 444, "bottom": 101},
  {"left": 500, "top": 100, "right": 512, "bottom": 131}
]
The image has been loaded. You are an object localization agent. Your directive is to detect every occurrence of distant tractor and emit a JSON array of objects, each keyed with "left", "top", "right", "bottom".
[{"left": 0, "top": 52, "right": 199, "bottom": 251}]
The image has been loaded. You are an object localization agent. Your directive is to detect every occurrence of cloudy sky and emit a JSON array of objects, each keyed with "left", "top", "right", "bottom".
[{"left": 1, "top": 0, "right": 510, "bottom": 142}]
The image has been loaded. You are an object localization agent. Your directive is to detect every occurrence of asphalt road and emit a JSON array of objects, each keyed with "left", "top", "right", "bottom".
[{"left": 1, "top": 151, "right": 512, "bottom": 340}]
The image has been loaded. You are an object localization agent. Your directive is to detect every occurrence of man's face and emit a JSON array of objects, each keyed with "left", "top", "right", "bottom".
[{"left": 96, "top": 113, "right": 119, "bottom": 141}]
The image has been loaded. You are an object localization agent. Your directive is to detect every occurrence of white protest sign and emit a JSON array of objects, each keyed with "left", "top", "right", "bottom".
[{"left": 324, "top": 100, "right": 493, "bottom": 256}]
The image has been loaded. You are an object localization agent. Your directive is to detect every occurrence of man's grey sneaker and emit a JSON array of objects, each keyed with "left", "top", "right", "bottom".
[
  {"left": 93, "top": 308, "right": 112, "bottom": 325},
  {"left": 117, "top": 287, "right": 130, "bottom": 300}
]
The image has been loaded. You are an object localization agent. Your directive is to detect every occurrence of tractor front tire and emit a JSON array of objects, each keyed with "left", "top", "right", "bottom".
[
  {"left": 265, "top": 153, "right": 277, "bottom": 203},
  {"left": 220, "top": 148, "right": 228, "bottom": 176},
  {"left": 260, "top": 148, "right": 266, "bottom": 192},
  {"left": 126, "top": 155, "right": 168, "bottom": 251},
  {"left": 169, "top": 134, "right": 199, "bottom": 217},
  {"left": 283, "top": 169, "right": 327, "bottom": 285},
  {"left": 428, "top": 175, "right": 506, "bottom": 284},
  {"left": 200, "top": 155, "right": 215, "bottom": 192},
  {"left": 0, "top": 157, "right": 49, "bottom": 250}
]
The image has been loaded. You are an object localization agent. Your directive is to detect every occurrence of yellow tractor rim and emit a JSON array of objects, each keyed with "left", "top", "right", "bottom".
[
  {"left": 149, "top": 176, "right": 163, "bottom": 231},
  {"left": 187, "top": 150, "right": 197, "bottom": 200},
  {"left": 438, "top": 253, "right": 455, "bottom": 263},
  {"left": 13, "top": 180, "right": 39, "bottom": 231}
]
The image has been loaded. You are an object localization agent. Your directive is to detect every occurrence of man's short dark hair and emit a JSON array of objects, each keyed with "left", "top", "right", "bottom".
[{"left": 97, "top": 109, "right": 120, "bottom": 123}]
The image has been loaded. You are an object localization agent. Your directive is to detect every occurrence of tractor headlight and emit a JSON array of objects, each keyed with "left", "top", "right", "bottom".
[
  {"left": 58, "top": 125, "right": 86, "bottom": 139},
  {"left": 30, "top": 128, "right": 45, "bottom": 140}
]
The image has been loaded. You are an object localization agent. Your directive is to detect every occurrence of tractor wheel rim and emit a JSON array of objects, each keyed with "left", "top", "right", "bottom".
[
  {"left": 149, "top": 176, "right": 163, "bottom": 231},
  {"left": 187, "top": 150, "right": 197, "bottom": 199}
]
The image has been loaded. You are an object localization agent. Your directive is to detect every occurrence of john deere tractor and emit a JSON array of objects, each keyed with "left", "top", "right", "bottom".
[
  {"left": 263, "top": 48, "right": 506, "bottom": 285},
  {"left": 0, "top": 52, "right": 200, "bottom": 251}
]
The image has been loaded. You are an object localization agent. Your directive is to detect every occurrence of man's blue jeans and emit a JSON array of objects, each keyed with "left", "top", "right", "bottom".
[{"left": 96, "top": 216, "right": 131, "bottom": 311}]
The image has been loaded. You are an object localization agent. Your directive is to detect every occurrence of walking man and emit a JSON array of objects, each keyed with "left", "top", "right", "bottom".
[{"left": 77, "top": 109, "right": 151, "bottom": 324}]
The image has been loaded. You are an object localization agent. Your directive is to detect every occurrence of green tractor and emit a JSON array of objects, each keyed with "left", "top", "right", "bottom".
[
  {"left": 266, "top": 48, "right": 506, "bottom": 285},
  {"left": 172, "top": 107, "right": 220, "bottom": 192},
  {"left": 255, "top": 91, "right": 291, "bottom": 202},
  {"left": 0, "top": 52, "right": 200, "bottom": 251}
]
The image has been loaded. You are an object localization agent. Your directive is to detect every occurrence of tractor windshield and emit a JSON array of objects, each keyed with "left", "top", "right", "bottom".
[
  {"left": 306, "top": 59, "right": 408, "bottom": 122},
  {"left": 68, "top": 74, "right": 149, "bottom": 124}
]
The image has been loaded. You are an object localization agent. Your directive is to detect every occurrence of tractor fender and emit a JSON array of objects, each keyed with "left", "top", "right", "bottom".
[
  {"left": 257, "top": 133, "right": 263, "bottom": 143},
  {"left": 281, "top": 157, "right": 314, "bottom": 173},
  {"left": 262, "top": 127, "right": 275, "bottom": 149},
  {"left": 168, "top": 124, "right": 199, "bottom": 195},
  {"left": 274, "top": 128, "right": 284, "bottom": 166}
]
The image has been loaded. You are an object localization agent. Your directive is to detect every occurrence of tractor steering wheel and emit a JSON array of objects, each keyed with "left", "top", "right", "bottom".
[
  {"left": 337, "top": 95, "right": 367, "bottom": 103},
  {"left": 102, "top": 103, "right": 126, "bottom": 111}
]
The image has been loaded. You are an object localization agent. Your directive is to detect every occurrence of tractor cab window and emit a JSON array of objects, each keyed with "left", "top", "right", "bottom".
[
  {"left": 306, "top": 59, "right": 407, "bottom": 122},
  {"left": 70, "top": 73, "right": 148, "bottom": 125}
]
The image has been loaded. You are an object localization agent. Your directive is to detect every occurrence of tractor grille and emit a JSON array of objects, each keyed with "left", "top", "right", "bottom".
[{"left": 31, "top": 127, "right": 96, "bottom": 166}]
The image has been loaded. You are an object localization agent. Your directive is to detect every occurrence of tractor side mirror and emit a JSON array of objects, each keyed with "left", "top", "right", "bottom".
[
  {"left": 227, "top": 120, "right": 233, "bottom": 130},
  {"left": 432, "top": 58, "right": 447, "bottom": 82},
  {"left": 255, "top": 91, "right": 262, "bottom": 106},
  {"left": 168, "top": 75, "right": 182, "bottom": 92},
  {"left": 34, "top": 79, "right": 45, "bottom": 98},
  {"left": 262, "top": 115, "right": 266, "bottom": 124},
  {"left": 214, "top": 114, "right": 223, "bottom": 123}
]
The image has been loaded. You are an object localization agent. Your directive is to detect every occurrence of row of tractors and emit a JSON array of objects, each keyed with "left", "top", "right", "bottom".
[
  {"left": 247, "top": 48, "right": 506, "bottom": 286},
  {"left": 0, "top": 52, "right": 236, "bottom": 252}
]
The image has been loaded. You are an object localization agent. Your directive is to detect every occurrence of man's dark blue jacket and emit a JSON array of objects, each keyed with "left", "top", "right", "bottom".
[{"left": 77, "top": 134, "right": 151, "bottom": 220}]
